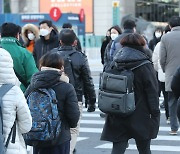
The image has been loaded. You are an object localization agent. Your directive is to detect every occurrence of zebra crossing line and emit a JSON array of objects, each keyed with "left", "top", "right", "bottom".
[{"left": 77, "top": 105, "right": 180, "bottom": 153}]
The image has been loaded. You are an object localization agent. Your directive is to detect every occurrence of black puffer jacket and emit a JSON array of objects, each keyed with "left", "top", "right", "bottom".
[
  {"left": 33, "top": 30, "right": 59, "bottom": 67},
  {"left": 25, "top": 70, "right": 80, "bottom": 146},
  {"left": 51, "top": 46, "right": 96, "bottom": 105},
  {"left": 101, "top": 46, "right": 160, "bottom": 142}
]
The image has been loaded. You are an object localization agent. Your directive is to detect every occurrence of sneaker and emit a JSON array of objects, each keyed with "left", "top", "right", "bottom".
[
  {"left": 100, "top": 113, "right": 106, "bottom": 118},
  {"left": 166, "top": 117, "right": 170, "bottom": 124},
  {"left": 169, "top": 131, "right": 177, "bottom": 135}
]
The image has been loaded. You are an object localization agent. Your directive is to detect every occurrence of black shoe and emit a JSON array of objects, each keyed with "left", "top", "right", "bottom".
[
  {"left": 100, "top": 113, "right": 106, "bottom": 118},
  {"left": 73, "top": 148, "right": 76, "bottom": 153},
  {"left": 160, "top": 102, "right": 165, "bottom": 109}
]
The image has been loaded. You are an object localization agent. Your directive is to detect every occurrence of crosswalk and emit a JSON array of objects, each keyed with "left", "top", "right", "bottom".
[{"left": 77, "top": 105, "right": 180, "bottom": 154}]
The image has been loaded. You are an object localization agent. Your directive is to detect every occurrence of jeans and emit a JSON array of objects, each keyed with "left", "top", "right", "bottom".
[
  {"left": 111, "top": 140, "right": 151, "bottom": 154},
  {"left": 168, "top": 92, "right": 179, "bottom": 131},
  {"left": 33, "top": 141, "right": 70, "bottom": 154}
]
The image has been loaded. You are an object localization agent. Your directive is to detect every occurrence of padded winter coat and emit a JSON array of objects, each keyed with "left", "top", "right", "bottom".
[{"left": 0, "top": 48, "right": 32, "bottom": 154}]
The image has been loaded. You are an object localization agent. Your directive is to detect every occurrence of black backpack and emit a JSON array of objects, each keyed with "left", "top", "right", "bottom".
[
  {"left": 58, "top": 50, "right": 76, "bottom": 86},
  {"left": 98, "top": 60, "right": 151, "bottom": 116}
]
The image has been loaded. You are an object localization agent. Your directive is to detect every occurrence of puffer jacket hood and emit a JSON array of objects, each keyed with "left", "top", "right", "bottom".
[
  {"left": 22, "top": 24, "right": 39, "bottom": 45},
  {"left": 0, "top": 48, "right": 19, "bottom": 85},
  {"left": 30, "top": 70, "right": 62, "bottom": 90},
  {"left": 114, "top": 46, "right": 150, "bottom": 69}
]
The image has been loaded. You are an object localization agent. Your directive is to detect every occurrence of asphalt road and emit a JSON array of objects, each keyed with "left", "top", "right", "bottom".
[{"left": 75, "top": 72, "right": 180, "bottom": 154}]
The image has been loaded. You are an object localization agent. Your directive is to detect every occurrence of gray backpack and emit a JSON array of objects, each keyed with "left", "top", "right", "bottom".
[{"left": 0, "top": 84, "right": 16, "bottom": 153}]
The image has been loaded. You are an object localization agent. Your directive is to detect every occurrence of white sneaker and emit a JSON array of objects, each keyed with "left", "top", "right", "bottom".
[{"left": 169, "top": 131, "right": 177, "bottom": 135}]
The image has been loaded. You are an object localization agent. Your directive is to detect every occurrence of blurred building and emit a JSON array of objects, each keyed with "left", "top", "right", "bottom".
[{"left": 3, "top": 0, "right": 180, "bottom": 36}]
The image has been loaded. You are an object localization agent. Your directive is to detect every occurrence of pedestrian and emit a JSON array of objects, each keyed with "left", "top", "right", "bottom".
[
  {"left": 21, "top": 23, "right": 39, "bottom": 53},
  {"left": 103, "top": 25, "right": 122, "bottom": 71},
  {"left": 0, "top": 48, "right": 32, "bottom": 154},
  {"left": 148, "top": 27, "right": 163, "bottom": 51},
  {"left": 109, "top": 19, "right": 136, "bottom": 60},
  {"left": 0, "top": 22, "right": 38, "bottom": 92},
  {"left": 100, "top": 28, "right": 111, "bottom": 65},
  {"left": 51, "top": 28, "right": 96, "bottom": 154},
  {"left": 152, "top": 25, "right": 171, "bottom": 124},
  {"left": 62, "top": 23, "right": 82, "bottom": 52},
  {"left": 33, "top": 20, "right": 59, "bottom": 67},
  {"left": 25, "top": 52, "right": 80, "bottom": 154},
  {"left": 160, "top": 16, "right": 180, "bottom": 135},
  {"left": 101, "top": 33, "right": 160, "bottom": 154}
]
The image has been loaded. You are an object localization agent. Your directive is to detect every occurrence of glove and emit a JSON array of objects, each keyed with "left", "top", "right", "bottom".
[{"left": 87, "top": 104, "right": 96, "bottom": 112}]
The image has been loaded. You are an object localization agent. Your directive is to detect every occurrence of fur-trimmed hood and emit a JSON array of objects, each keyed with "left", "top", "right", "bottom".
[{"left": 22, "top": 24, "right": 39, "bottom": 45}]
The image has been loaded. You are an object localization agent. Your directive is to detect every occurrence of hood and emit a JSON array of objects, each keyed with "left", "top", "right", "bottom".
[
  {"left": 0, "top": 48, "right": 19, "bottom": 85},
  {"left": 22, "top": 24, "right": 39, "bottom": 45},
  {"left": 30, "top": 70, "right": 62, "bottom": 90},
  {"left": 40, "top": 29, "right": 59, "bottom": 44},
  {"left": 114, "top": 46, "right": 150, "bottom": 69}
]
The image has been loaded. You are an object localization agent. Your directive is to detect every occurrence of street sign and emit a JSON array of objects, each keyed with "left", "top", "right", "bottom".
[
  {"left": 49, "top": 7, "right": 61, "bottom": 21},
  {"left": 112, "top": 1, "right": 120, "bottom": 25},
  {"left": 79, "top": 8, "right": 85, "bottom": 22}
]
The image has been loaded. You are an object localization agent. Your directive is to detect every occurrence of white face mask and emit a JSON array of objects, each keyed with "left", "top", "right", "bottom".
[
  {"left": 27, "top": 33, "right": 35, "bottom": 40},
  {"left": 111, "top": 34, "right": 118, "bottom": 40},
  {"left": 39, "top": 28, "right": 50, "bottom": 36},
  {"left": 155, "top": 32, "right": 162, "bottom": 38}
]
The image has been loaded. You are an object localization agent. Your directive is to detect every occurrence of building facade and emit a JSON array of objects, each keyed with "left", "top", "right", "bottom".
[{"left": 6, "top": 0, "right": 180, "bottom": 36}]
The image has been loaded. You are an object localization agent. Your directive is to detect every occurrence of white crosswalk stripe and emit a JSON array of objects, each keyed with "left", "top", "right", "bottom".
[{"left": 77, "top": 96, "right": 180, "bottom": 153}]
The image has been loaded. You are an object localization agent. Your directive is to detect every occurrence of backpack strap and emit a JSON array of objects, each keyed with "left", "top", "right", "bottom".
[
  {"left": 131, "top": 60, "right": 152, "bottom": 71},
  {"left": 0, "top": 84, "right": 16, "bottom": 149}
]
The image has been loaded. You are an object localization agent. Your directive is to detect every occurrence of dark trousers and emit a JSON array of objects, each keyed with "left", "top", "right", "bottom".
[
  {"left": 160, "top": 82, "right": 169, "bottom": 119},
  {"left": 111, "top": 140, "right": 151, "bottom": 154},
  {"left": 33, "top": 141, "right": 70, "bottom": 154}
]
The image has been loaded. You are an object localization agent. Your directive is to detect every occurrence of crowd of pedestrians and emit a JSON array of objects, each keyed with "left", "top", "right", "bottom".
[
  {"left": 100, "top": 16, "right": 180, "bottom": 153},
  {"left": 0, "top": 15, "right": 180, "bottom": 154},
  {"left": 0, "top": 21, "right": 95, "bottom": 154}
]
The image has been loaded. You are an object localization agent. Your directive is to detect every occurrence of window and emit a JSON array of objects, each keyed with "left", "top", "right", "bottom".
[{"left": 136, "top": 0, "right": 179, "bottom": 22}]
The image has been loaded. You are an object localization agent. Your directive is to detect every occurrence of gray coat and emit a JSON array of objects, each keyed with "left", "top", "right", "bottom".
[{"left": 160, "top": 26, "right": 180, "bottom": 91}]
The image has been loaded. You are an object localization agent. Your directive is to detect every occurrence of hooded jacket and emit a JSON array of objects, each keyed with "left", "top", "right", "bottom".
[
  {"left": 21, "top": 24, "right": 39, "bottom": 52},
  {"left": 33, "top": 30, "right": 59, "bottom": 67},
  {"left": 25, "top": 69, "right": 80, "bottom": 146},
  {"left": 0, "top": 48, "right": 32, "bottom": 154},
  {"left": 101, "top": 46, "right": 160, "bottom": 142}
]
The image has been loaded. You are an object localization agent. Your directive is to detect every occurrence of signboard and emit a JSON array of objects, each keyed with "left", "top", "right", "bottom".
[
  {"left": 0, "top": 13, "right": 85, "bottom": 36},
  {"left": 112, "top": 1, "right": 120, "bottom": 26},
  {"left": 40, "top": 0, "right": 93, "bottom": 33},
  {"left": 50, "top": 7, "right": 62, "bottom": 21}
]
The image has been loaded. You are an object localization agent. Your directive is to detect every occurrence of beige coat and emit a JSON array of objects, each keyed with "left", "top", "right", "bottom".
[{"left": 160, "top": 26, "right": 180, "bottom": 91}]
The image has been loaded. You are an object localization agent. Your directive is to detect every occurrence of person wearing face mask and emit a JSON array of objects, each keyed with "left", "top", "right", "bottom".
[
  {"left": 33, "top": 20, "right": 59, "bottom": 67},
  {"left": 100, "top": 29, "right": 111, "bottom": 65},
  {"left": 148, "top": 27, "right": 163, "bottom": 51},
  {"left": 22, "top": 24, "right": 39, "bottom": 53},
  {"left": 103, "top": 25, "right": 122, "bottom": 71},
  {"left": 0, "top": 22, "right": 38, "bottom": 92}
]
